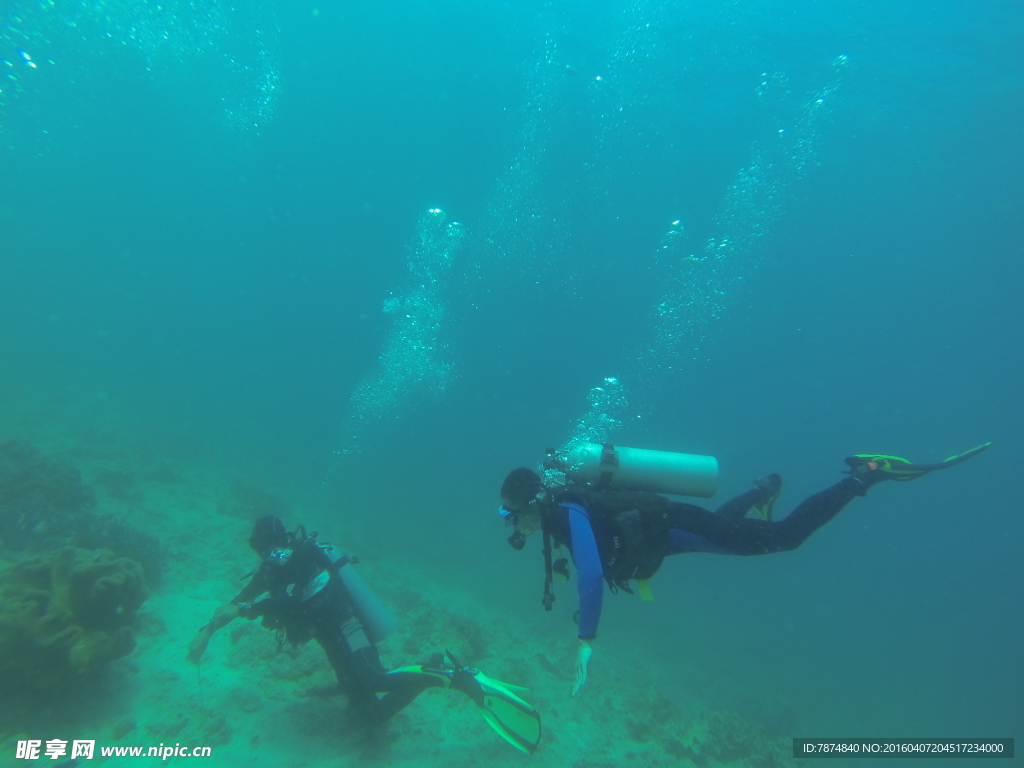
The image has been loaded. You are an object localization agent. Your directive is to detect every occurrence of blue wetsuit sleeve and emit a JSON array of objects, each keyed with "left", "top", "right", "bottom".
[{"left": 565, "top": 503, "right": 604, "bottom": 640}]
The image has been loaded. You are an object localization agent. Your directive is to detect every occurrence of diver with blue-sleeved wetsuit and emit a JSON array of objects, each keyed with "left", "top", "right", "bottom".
[{"left": 498, "top": 443, "right": 991, "bottom": 696}]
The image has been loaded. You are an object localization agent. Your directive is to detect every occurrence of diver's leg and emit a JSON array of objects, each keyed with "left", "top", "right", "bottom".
[
  {"left": 349, "top": 647, "right": 430, "bottom": 725},
  {"left": 764, "top": 477, "right": 862, "bottom": 550},
  {"left": 318, "top": 616, "right": 441, "bottom": 727},
  {"left": 714, "top": 487, "right": 768, "bottom": 520},
  {"left": 663, "top": 503, "right": 736, "bottom": 555},
  {"left": 315, "top": 617, "right": 381, "bottom": 719},
  {"left": 665, "top": 477, "right": 861, "bottom": 555}
]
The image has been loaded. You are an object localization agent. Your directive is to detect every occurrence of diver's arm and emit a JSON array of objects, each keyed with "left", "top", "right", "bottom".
[
  {"left": 187, "top": 574, "right": 266, "bottom": 663},
  {"left": 187, "top": 603, "right": 240, "bottom": 663},
  {"left": 565, "top": 503, "right": 604, "bottom": 640},
  {"left": 565, "top": 503, "right": 602, "bottom": 695},
  {"left": 232, "top": 574, "right": 269, "bottom": 606},
  {"left": 207, "top": 577, "right": 266, "bottom": 629}
]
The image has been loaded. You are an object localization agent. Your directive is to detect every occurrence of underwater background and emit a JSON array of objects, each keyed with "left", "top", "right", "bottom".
[{"left": 1, "top": 0, "right": 1021, "bottom": 766}]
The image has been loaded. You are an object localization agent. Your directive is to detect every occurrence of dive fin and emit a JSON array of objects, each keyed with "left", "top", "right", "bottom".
[
  {"left": 846, "top": 442, "right": 992, "bottom": 481},
  {"left": 750, "top": 473, "right": 782, "bottom": 520},
  {"left": 452, "top": 670, "right": 542, "bottom": 753},
  {"left": 446, "top": 651, "right": 541, "bottom": 754},
  {"left": 385, "top": 663, "right": 453, "bottom": 689},
  {"left": 635, "top": 579, "right": 654, "bottom": 601},
  {"left": 915, "top": 442, "right": 993, "bottom": 472}
]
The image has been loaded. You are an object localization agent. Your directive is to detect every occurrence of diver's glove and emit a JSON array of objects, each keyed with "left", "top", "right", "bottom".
[{"left": 572, "top": 639, "right": 593, "bottom": 697}]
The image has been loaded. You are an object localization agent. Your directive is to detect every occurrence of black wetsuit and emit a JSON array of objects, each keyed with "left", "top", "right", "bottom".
[
  {"left": 543, "top": 477, "right": 864, "bottom": 639},
  {"left": 664, "top": 477, "right": 863, "bottom": 556},
  {"left": 233, "top": 544, "right": 434, "bottom": 726}
]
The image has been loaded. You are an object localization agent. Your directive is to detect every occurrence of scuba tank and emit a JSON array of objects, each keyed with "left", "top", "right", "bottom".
[
  {"left": 558, "top": 443, "right": 718, "bottom": 498},
  {"left": 535, "top": 443, "right": 718, "bottom": 614},
  {"left": 270, "top": 529, "right": 399, "bottom": 645},
  {"left": 331, "top": 549, "right": 398, "bottom": 644}
]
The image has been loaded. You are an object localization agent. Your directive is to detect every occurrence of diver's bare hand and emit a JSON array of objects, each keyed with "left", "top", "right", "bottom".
[
  {"left": 572, "top": 639, "right": 593, "bottom": 696},
  {"left": 187, "top": 604, "right": 240, "bottom": 663},
  {"left": 187, "top": 630, "right": 211, "bottom": 664}
]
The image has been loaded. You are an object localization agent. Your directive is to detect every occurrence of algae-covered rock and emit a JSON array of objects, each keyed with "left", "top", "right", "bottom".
[
  {"left": 0, "top": 441, "right": 168, "bottom": 584},
  {"left": 0, "top": 547, "right": 148, "bottom": 689},
  {"left": 0, "top": 441, "right": 95, "bottom": 550},
  {"left": 73, "top": 513, "right": 168, "bottom": 586}
]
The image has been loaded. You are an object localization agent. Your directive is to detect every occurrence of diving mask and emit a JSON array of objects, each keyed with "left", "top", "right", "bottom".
[{"left": 267, "top": 547, "right": 293, "bottom": 565}]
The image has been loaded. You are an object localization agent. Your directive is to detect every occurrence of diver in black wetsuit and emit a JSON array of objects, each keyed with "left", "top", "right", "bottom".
[
  {"left": 187, "top": 516, "right": 439, "bottom": 727},
  {"left": 498, "top": 444, "right": 991, "bottom": 696},
  {"left": 189, "top": 517, "right": 544, "bottom": 751}
]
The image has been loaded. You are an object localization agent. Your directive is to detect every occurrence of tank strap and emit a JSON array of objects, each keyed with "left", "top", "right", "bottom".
[
  {"left": 541, "top": 525, "right": 556, "bottom": 611},
  {"left": 596, "top": 443, "right": 619, "bottom": 488},
  {"left": 322, "top": 549, "right": 358, "bottom": 584}
]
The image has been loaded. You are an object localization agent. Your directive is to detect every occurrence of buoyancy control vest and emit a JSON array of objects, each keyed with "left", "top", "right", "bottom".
[
  {"left": 245, "top": 531, "right": 396, "bottom": 645},
  {"left": 539, "top": 485, "right": 675, "bottom": 611},
  {"left": 535, "top": 443, "right": 720, "bottom": 612}
]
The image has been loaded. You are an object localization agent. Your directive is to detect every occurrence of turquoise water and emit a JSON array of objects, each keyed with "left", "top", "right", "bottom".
[{"left": 1, "top": 1, "right": 1020, "bottom": 766}]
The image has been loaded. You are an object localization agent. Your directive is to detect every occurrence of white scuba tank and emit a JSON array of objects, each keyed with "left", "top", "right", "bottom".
[
  {"left": 564, "top": 443, "right": 718, "bottom": 498},
  {"left": 335, "top": 552, "right": 398, "bottom": 644},
  {"left": 301, "top": 545, "right": 398, "bottom": 643}
]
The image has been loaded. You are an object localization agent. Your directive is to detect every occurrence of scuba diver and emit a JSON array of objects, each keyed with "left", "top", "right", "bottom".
[
  {"left": 188, "top": 516, "right": 541, "bottom": 753},
  {"left": 498, "top": 442, "right": 991, "bottom": 697}
]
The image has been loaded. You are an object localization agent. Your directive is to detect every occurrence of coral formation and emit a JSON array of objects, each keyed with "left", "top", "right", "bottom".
[
  {"left": 74, "top": 513, "right": 168, "bottom": 586},
  {"left": 0, "top": 441, "right": 95, "bottom": 550},
  {"left": 0, "top": 441, "right": 168, "bottom": 583},
  {"left": 0, "top": 547, "right": 148, "bottom": 689}
]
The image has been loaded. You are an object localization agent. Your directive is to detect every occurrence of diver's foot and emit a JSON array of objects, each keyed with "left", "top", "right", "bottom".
[
  {"left": 751, "top": 473, "right": 782, "bottom": 520},
  {"left": 843, "top": 454, "right": 927, "bottom": 495},
  {"left": 845, "top": 444, "right": 992, "bottom": 496}
]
